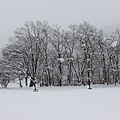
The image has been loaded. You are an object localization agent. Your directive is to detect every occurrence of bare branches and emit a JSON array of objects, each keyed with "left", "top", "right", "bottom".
[{"left": 0, "top": 21, "right": 120, "bottom": 88}]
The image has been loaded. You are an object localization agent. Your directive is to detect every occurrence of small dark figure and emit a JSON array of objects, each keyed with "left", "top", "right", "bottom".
[
  {"left": 87, "top": 78, "right": 92, "bottom": 89},
  {"left": 30, "top": 78, "right": 38, "bottom": 92},
  {"left": 33, "top": 78, "right": 38, "bottom": 92}
]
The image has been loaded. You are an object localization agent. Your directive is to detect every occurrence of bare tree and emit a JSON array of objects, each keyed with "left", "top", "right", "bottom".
[
  {"left": 50, "top": 25, "right": 66, "bottom": 86},
  {"left": 14, "top": 21, "right": 50, "bottom": 88},
  {"left": 77, "top": 21, "right": 102, "bottom": 86},
  {"left": 63, "top": 24, "right": 79, "bottom": 85}
]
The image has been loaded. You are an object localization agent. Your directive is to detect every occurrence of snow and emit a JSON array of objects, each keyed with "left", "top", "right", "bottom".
[
  {"left": 58, "top": 58, "right": 64, "bottom": 63},
  {"left": 0, "top": 85, "right": 120, "bottom": 120}
]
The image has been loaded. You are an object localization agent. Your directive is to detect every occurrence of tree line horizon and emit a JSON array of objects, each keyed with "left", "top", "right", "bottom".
[{"left": 0, "top": 20, "right": 120, "bottom": 88}]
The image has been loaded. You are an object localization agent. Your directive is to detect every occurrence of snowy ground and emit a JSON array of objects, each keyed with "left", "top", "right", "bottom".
[{"left": 0, "top": 84, "right": 120, "bottom": 120}]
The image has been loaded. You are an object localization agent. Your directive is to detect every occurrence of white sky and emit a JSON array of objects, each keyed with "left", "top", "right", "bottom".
[{"left": 0, "top": 0, "right": 120, "bottom": 48}]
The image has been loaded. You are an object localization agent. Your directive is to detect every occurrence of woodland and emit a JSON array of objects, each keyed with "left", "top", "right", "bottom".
[{"left": 0, "top": 21, "right": 120, "bottom": 88}]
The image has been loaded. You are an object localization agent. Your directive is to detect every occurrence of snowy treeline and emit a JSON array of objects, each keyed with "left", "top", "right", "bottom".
[{"left": 0, "top": 21, "right": 120, "bottom": 88}]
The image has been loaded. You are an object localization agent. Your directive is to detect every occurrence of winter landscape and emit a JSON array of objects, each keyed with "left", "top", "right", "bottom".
[
  {"left": 0, "top": 84, "right": 120, "bottom": 120},
  {"left": 0, "top": 0, "right": 120, "bottom": 120}
]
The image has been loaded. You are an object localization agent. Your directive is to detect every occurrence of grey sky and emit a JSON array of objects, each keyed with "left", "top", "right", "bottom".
[{"left": 0, "top": 0, "right": 120, "bottom": 49}]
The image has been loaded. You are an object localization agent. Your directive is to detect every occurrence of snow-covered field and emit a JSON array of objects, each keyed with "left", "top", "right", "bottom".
[{"left": 0, "top": 85, "right": 120, "bottom": 120}]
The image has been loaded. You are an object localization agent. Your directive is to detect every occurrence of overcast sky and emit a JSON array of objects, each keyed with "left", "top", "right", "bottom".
[{"left": 0, "top": 0, "right": 120, "bottom": 49}]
